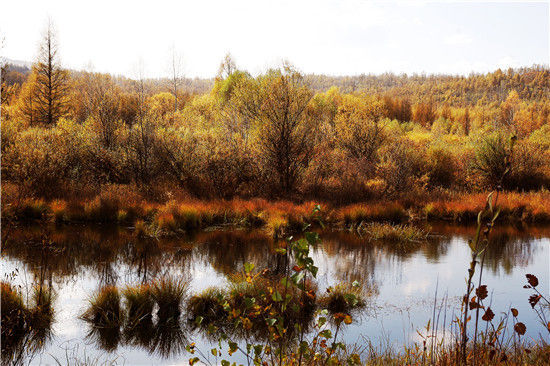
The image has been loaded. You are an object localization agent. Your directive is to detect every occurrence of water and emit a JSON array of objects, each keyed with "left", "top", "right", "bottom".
[{"left": 1, "top": 224, "right": 549, "bottom": 365}]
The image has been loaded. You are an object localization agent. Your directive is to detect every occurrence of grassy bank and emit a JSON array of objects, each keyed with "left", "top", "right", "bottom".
[{"left": 3, "top": 184, "right": 550, "bottom": 236}]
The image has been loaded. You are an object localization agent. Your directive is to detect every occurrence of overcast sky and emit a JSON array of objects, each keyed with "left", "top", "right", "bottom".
[{"left": 1, "top": 0, "right": 548, "bottom": 78}]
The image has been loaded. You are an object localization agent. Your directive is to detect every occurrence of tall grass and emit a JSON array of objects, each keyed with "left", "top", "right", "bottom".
[{"left": 151, "top": 277, "right": 188, "bottom": 321}]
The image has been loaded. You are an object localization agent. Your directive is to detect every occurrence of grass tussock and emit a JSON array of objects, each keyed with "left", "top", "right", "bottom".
[
  {"left": 340, "top": 202, "right": 408, "bottom": 226},
  {"left": 82, "top": 286, "right": 123, "bottom": 327},
  {"left": 360, "top": 223, "right": 429, "bottom": 242},
  {"left": 123, "top": 284, "right": 154, "bottom": 323},
  {"left": 1, "top": 282, "right": 54, "bottom": 362},
  {"left": 319, "top": 283, "right": 368, "bottom": 316},
  {"left": 151, "top": 277, "right": 188, "bottom": 321}
]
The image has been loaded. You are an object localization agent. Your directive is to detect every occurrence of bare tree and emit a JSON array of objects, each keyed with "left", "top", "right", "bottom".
[{"left": 168, "top": 46, "right": 184, "bottom": 112}]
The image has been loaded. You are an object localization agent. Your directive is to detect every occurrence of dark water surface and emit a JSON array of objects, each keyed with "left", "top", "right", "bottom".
[{"left": 1, "top": 224, "right": 549, "bottom": 365}]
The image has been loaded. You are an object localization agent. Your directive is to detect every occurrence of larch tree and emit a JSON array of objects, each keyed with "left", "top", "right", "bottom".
[{"left": 27, "top": 21, "right": 70, "bottom": 125}]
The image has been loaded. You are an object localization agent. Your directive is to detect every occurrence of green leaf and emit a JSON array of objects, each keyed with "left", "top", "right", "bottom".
[
  {"left": 195, "top": 316, "right": 204, "bottom": 325},
  {"left": 305, "top": 231, "right": 319, "bottom": 244},
  {"left": 244, "top": 297, "right": 256, "bottom": 308},
  {"left": 272, "top": 291, "right": 283, "bottom": 302},
  {"left": 266, "top": 318, "right": 277, "bottom": 326},
  {"left": 310, "top": 265, "right": 318, "bottom": 278},
  {"left": 275, "top": 248, "right": 287, "bottom": 255},
  {"left": 319, "top": 329, "right": 332, "bottom": 338},
  {"left": 352, "top": 280, "right": 360, "bottom": 288},
  {"left": 221, "top": 361, "right": 230, "bottom": 366},
  {"left": 211, "top": 348, "right": 218, "bottom": 356},
  {"left": 244, "top": 262, "right": 255, "bottom": 274}
]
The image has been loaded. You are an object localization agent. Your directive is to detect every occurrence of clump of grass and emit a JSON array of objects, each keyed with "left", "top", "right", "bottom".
[
  {"left": 29, "top": 286, "right": 55, "bottom": 330},
  {"left": 50, "top": 199, "right": 68, "bottom": 223},
  {"left": 84, "top": 197, "right": 120, "bottom": 223},
  {"left": 187, "top": 287, "right": 226, "bottom": 324},
  {"left": 319, "top": 283, "right": 367, "bottom": 315},
  {"left": 267, "top": 215, "right": 288, "bottom": 238},
  {"left": 1, "top": 283, "right": 55, "bottom": 361},
  {"left": 15, "top": 199, "right": 50, "bottom": 221},
  {"left": 361, "top": 223, "right": 429, "bottom": 242},
  {"left": 133, "top": 220, "right": 149, "bottom": 237},
  {"left": 173, "top": 204, "right": 201, "bottom": 231},
  {"left": 82, "top": 286, "right": 123, "bottom": 327},
  {"left": 1, "top": 282, "right": 27, "bottom": 335},
  {"left": 151, "top": 278, "right": 188, "bottom": 321},
  {"left": 123, "top": 285, "right": 153, "bottom": 324},
  {"left": 341, "top": 202, "right": 408, "bottom": 226}
]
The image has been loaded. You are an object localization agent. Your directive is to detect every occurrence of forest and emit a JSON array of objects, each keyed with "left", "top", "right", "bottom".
[{"left": 1, "top": 25, "right": 550, "bottom": 227}]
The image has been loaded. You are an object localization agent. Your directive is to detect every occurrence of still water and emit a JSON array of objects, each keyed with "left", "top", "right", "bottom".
[{"left": 1, "top": 224, "right": 549, "bottom": 365}]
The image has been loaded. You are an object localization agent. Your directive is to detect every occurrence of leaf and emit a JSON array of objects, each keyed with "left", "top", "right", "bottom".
[
  {"left": 319, "top": 329, "right": 332, "bottom": 339},
  {"left": 228, "top": 341, "right": 238, "bottom": 355},
  {"left": 266, "top": 318, "right": 276, "bottom": 326},
  {"left": 211, "top": 348, "right": 218, "bottom": 356},
  {"left": 244, "top": 262, "right": 255, "bottom": 274},
  {"left": 275, "top": 248, "right": 286, "bottom": 255},
  {"left": 344, "top": 315, "right": 353, "bottom": 324},
  {"left": 310, "top": 265, "right": 318, "bottom": 278},
  {"left": 352, "top": 280, "right": 360, "bottom": 288},
  {"left": 475, "top": 285, "right": 488, "bottom": 300},
  {"left": 526, "top": 274, "right": 539, "bottom": 287},
  {"left": 305, "top": 232, "right": 319, "bottom": 244},
  {"left": 482, "top": 307, "right": 495, "bottom": 322},
  {"left": 529, "top": 294, "right": 542, "bottom": 309},
  {"left": 511, "top": 308, "right": 518, "bottom": 317},
  {"left": 189, "top": 357, "right": 200, "bottom": 365},
  {"left": 514, "top": 322, "right": 526, "bottom": 336},
  {"left": 272, "top": 291, "right": 283, "bottom": 302}
]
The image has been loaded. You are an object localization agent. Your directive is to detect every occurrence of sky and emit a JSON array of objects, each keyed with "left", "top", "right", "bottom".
[{"left": 0, "top": 0, "right": 548, "bottom": 78}]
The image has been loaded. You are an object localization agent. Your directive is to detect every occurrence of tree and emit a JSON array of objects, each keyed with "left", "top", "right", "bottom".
[
  {"left": 81, "top": 72, "right": 121, "bottom": 148},
  {"left": 28, "top": 21, "right": 70, "bottom": 125},
  {"left": 168, "top": 46, "right": 184, "bottom": 112},
  {"left": 234, "top": 64, "right": 314, "bottom": 195}
]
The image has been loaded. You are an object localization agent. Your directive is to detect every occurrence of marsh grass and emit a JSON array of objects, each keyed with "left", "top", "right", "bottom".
[
  {"left": 123, "top": 285, "right": 153, "bottom": 325},
  {"left": 82, "top": 286, "right": 123, "bottom": 327},
  {"left": 1, "top": 282, "right": 55, "bottom": 363},
  {"left": 151, "top": 277, "right": 188, "bottom": 321},
  {"left": 359, "top": 222, "right": 429, "bottom": 242},
  {"left": 319, "top": 283, "right": 368, "bottom": 315},
  {"left": 187, "top": 287, "right": 226, "bottom": 324}
]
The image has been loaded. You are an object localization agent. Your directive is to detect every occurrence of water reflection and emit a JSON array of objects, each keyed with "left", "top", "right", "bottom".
[{"left": 1, "top": 223, "right": 548, "bottom": 364}]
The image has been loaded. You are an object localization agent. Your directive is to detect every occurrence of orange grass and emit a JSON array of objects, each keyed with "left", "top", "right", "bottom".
[
  {"left": 3, "top": 189, "right": 549, "bottom": 230},
  {"left": 425, "top": 191, "right": 550, "bottom": 223}
]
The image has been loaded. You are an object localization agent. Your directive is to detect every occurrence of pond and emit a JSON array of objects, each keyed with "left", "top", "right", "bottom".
[{"left": 1, "top": 224, "right": 549, "bottom": 365}]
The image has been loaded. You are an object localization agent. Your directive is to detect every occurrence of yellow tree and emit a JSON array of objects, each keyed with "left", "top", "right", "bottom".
[{"left": 234, "top": 64, "right": 314, "bottom": 195}]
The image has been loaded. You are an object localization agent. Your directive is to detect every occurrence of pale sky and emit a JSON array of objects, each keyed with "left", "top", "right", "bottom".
[{"left": 1, "top": 0, "right": 548, "bottom": 78}]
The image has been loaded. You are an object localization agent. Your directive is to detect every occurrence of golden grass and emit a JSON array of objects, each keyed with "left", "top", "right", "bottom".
[{"left": 4, "top": 188, "right": 549, "bottom": 232}]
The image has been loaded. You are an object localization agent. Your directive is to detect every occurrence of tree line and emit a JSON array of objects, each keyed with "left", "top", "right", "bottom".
[{"left": 1, "top": 24, "right": 549, "bottom": 203}]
